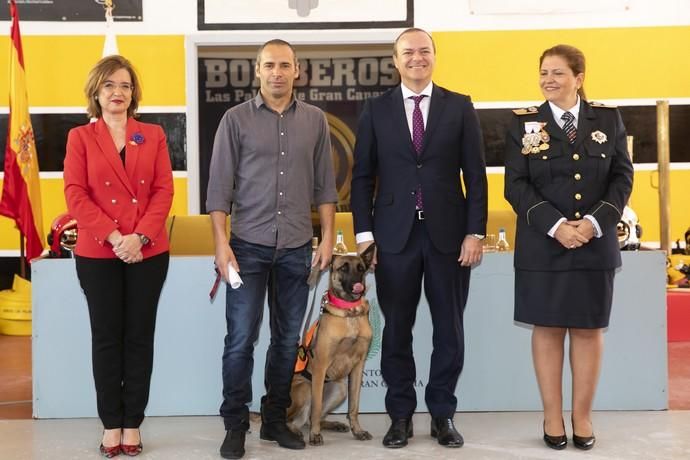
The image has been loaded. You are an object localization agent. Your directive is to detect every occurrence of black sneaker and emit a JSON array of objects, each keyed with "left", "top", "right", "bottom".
[
  {"left": 259, "top": 422, "right": 305, "bottom": 450},
  {"left": 220, "top": 430, "right": 246, "bottom": 459}
]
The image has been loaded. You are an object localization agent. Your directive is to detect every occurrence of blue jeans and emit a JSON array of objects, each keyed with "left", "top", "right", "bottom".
[{"left": 220, "top": 236, "right": 311, "bottom": 431}]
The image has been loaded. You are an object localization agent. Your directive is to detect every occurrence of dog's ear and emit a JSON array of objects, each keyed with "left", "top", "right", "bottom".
[{"left": 360, "top": 242, "right": 376, "bottom": 269}]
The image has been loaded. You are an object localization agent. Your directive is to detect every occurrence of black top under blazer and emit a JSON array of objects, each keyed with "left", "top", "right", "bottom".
[
  {"left": 504, "top": 100, "right": 634, "bottom": 271},
  {"left": 351, "top": 84, "right": 488, "bottom": 254}
]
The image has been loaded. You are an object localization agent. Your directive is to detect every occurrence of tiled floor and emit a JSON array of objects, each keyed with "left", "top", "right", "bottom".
[
  {"left": 2, "top": 335, "right": 690, "bottom": 458},
  {"left": 2, "top": 411, "right": 690, "bottom": 459}
]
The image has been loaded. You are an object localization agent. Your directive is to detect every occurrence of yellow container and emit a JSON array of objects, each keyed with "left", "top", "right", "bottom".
[{"left": 0, "top": 274, "right": 32, "bottom": 336}]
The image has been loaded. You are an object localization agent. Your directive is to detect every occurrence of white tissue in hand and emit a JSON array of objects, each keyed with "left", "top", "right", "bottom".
[{"left": 227, "top": 263, "right": 243, "bottom": 289}]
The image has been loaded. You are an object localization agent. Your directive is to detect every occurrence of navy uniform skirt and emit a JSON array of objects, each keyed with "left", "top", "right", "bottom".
[{"left": 514, "top": 269, "right": 615, "bottom": 329}]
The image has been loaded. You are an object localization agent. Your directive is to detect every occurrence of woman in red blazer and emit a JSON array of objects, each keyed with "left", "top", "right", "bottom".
[{"left": 63, "top": 55, "right": 173, "bottom": 458}]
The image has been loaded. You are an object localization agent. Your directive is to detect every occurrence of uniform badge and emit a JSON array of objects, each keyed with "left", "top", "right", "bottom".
[
  {"left": 591, "top": 130, "right": 607, "bottom": 144},
  {"left": 521, "top": 122, "right": 550, "bottom": 155}
]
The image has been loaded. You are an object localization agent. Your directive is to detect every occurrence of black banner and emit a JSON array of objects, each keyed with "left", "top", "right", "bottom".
[
  {"left": 197, "top": 53, "right": 400, "bottom": 212},
  {"left": 0, "top": 113, "right": 187, "bottom": 172},
  {"left": 0, "top": 0, "right": 142, "bottom": 21},
  {"left": 195, "top": 52, "right": 690, "bottom": 213},
  {"left": 476, "top": 105, "right": 690, "bottom": 168}
]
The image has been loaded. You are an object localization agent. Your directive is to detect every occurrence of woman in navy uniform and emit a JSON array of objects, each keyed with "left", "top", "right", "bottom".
[{"left": 504, "top": 45, "right": 633, "bottom": 451}]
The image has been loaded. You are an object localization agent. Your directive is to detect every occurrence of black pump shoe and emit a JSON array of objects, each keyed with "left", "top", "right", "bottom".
[
  {"left": 543, "top": 421, "right": 567, "bottom": 450},
  {"left": 573, "top": 433, "right": 596, "bottom": 450},
  {"left": 572, "top": 418, "right": 596, "bottom": 450}
]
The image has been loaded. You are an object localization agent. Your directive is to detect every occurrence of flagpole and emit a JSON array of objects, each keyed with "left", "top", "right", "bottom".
[
  {"left": 19, "top": 233, "right": 26, "bottom": 278},
  {"left": 102, "top": 0, "right": 119, "bottom": 57}
]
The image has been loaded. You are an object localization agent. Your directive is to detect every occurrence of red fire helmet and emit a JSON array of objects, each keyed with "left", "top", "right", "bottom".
[{"left": 48, "top": 213, "right": 78, "bottom": 255}]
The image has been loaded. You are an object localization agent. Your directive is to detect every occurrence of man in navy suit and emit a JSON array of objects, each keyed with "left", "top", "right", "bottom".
[{"left": 350, "top": 28, "right": 488, "bottom": 449}]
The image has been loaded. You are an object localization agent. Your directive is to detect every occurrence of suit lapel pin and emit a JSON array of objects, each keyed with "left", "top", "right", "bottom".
[
  {"left": 129, "top": 132, "right": 145, "bottom": 146},
  {"left": 591, "top": 130, "right": 607, "bottom": 144}
]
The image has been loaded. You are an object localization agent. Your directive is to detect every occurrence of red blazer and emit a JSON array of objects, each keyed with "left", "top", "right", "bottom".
[{"left": 64, "top": 117, "right": 174, "bottom": 259}]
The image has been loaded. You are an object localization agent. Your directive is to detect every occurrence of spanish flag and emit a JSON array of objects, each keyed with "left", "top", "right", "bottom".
[{"left": 0, "top": 0, "right": 44, "bottom": 261}]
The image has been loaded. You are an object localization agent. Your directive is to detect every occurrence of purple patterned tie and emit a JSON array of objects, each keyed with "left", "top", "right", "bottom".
[
  {"left": 561, "top": 111, "right": 577, "bottom": 144},
  {"left": 411, "top": 95, "right": 426, "bottom": 210}
]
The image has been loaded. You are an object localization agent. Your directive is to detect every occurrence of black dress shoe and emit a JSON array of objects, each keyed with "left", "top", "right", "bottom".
[
  {"left": 382, "top": 418, "right": 413, "bottom": 448},
  {"left": 260, "top": 422, "right": 305, "bottom": 450},
  {"left": 430, "top": 417, "right": 464, "bottom": 448},
  {"left": 220, "top": 430, "right": 246, "bottom": 459},
  {"left": 543, "top": 421, "right": 567, "bottom": 450}
]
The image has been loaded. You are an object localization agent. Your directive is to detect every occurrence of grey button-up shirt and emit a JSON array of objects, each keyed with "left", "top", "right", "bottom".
[{"left": 206, "top": 93, "right": 338, "bottom": 249}]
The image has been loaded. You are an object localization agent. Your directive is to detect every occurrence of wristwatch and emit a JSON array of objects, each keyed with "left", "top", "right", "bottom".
[
  {"left": 470, "top": 234, "right": 486, "bottom": 240},
  {"left": 137, "top": 233, "right": 150, "bottom": 245}
]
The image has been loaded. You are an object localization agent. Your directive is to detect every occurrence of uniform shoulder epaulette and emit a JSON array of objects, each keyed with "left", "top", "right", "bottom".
[
  {"left": 589, "top": 101, "right": 617, "bottom": 109},
  {"left": 512, "top": 106, "right": 539, "bottom": 115}
]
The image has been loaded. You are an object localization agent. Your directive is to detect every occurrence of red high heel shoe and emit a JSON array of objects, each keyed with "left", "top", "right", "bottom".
[
  {"left": 120, "top": 429, "right": 143, "bottom": 456},
  {"left": 120, "top": 442, "right": 143, "bottom": 456},
  {"left": 99, "top": 443, "right": 121, "bottom": 458},
  {"left": 100, "top": 430, "right": 122, "bottom": 458}
]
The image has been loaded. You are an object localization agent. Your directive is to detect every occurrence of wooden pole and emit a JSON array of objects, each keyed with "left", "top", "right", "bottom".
[
  {"left": 626, "top": 135, "right": 634, "bottom": 207},
  {"left": 19, "top": 232, "right": 26, "bottom": 279},
  {"left": 656, "top": 101, "right": 671, "bottom": 254}
]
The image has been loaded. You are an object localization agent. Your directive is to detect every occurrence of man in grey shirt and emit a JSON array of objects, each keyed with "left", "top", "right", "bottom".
[{"left": 207, "top": 39, "right": 337, "bottom": 459}]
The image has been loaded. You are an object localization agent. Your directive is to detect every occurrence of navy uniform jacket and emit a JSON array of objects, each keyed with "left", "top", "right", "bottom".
[
  {"left": 351, "top": 84, "right": 488, "bottom": 254},
  {"left": 504, "top": 100, "right": 634, "bottom": 271}
]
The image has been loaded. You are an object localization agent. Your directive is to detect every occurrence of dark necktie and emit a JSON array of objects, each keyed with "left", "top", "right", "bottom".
[
  {"left": 561, "top": 111, "right": 577, "bottom": 144},
  {"left": 411, "top": 95, "right": 426, "bottom": 153},
  {"left": 411, "top": 95, "right": 426, "bottom": 210}
]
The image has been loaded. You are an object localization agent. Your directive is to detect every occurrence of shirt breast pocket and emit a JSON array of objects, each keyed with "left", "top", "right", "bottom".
[
  {"left": 528, "top": 155, "right": 548, "bottom": 186},
  {"left": 527, "top": 150, "right": 562, "bottom": 187},
  {"left": 586, "top": 143, "right": 614, "bottom": 179}
]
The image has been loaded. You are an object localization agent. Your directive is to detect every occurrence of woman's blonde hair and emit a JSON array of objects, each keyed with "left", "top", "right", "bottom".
[{"left": 84, "top": 55, "right": 142, "bottom": 119}]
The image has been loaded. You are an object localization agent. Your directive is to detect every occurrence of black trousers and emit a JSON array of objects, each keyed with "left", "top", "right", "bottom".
[
  {"left": 75, "top": 252, "right": 169, "bottom": 429},
  {"left": 375, "top": 219, "right": 469, "bottom": 419}
]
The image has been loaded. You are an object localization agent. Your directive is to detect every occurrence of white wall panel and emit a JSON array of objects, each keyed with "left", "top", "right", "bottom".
[{"left": 3, "top": 0, "right": 688, "bottom": 35}]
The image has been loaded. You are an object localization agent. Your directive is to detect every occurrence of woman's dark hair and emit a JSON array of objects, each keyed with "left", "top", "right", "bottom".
[{"left": 540, "top": 44, "right": 587, "bottom": 100}]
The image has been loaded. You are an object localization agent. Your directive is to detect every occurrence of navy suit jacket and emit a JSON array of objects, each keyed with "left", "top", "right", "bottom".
[
  {"left": 351, "top": 84, "right": 488, "bottom": 254},
  {"left": 504, "top": 100, "right": 634, "bottom": 271}
]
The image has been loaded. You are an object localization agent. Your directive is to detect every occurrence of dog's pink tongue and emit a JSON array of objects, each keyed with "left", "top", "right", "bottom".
[{"left": 352, "top": 283, "right": 364, "bottom": 294}]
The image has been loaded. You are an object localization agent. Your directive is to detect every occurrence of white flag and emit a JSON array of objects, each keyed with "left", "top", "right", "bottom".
[{"left": 102, "top": 6, "right": 119, "bottom": 57}]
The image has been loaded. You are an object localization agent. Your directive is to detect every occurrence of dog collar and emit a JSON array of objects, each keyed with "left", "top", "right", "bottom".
[{"left": 326, "top": 290, "right": 363, "bottom": 309}]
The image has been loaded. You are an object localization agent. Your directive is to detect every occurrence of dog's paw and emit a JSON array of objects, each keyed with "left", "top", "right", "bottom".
[
  {"left": 289, "top": 426, "right": 305, "bottom": 440},
  {"left": 352, "top": 430, "right": 373, "bottom": 441},
  {"left": 321, "top": 420, "right": 349, "bottom": 432},
  {"left": 309, "top": 432, "right": 324, "bottom": 446}
]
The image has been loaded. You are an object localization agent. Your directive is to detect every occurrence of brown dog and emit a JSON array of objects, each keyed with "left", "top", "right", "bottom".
[{"left": 287, "top": 243, "right": 376, "bottom": 446}]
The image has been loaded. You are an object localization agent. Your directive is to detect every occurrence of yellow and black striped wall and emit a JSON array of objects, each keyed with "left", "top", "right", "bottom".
[
  {"left": 433, "top": 26, "right": 690, "bottom": 245},
  {"left": 0, "top": 34, "right": 188, "bottom": 255},
  {"left": 1, "top": 13, "right": 689, "bottom": 254}
]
